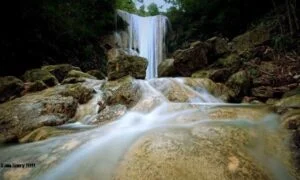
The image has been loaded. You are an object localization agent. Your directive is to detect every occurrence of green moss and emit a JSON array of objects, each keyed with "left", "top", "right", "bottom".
[
  {"left": 66, "top": 70, "right": 97, "bottom": 80},
  {"left": 60, "top": 84, "right": 94, "bottom": 104},
  {"left": 28, "top": 80, "right": 47, "bottom": 92},
  {"left": 23, "top": 69, "right": 58, "bottom": 87}
]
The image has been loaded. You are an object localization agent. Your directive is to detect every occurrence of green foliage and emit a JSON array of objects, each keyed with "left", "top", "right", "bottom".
[
  {"left": 1, "top": 0, "right": 116, "bottom": 76},
  {"left": 116, "top": 0, "right": 138, "bottom": 14},
  {"left": 271, "top": 34, "right": 295, "bottom": 52},
  {"left": 147, "top": 3, "right": 160, "bottom": 16},
  {"left": 164, "top": 0, "right": 276, "bottom": 51}
]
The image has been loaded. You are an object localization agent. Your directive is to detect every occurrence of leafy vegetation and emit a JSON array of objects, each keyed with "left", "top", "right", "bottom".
[
  {"left": 163, "top": 0, "right": 299, "bottom": 53},
  {"left": 1, "top": 0, "right": 116, "bottom": 76}
]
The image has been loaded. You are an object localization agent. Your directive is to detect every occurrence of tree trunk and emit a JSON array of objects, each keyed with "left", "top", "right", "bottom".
[
  {"left": 290, "top": 0, "right": 299, "bottom": 31},
  {"left": 271, "top": 0, "right": 284, "bottom": 34},
  {"left": 285, "top": 0, "right": 294, "bottom": 35}
]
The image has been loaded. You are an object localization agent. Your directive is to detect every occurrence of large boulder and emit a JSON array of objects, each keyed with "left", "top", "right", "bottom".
[
  {"left": 0, "top": 76, "right": 24, "bottom": 103},
  {"left": 107, "top": 48, "right": 148, "bottom": 80},
  {"left": 26, "top": 80, "right": 47, "bottom": 92},
  {"left": 0, "top": 91, "right": 78, "bottom": 142},
  {"left": 60, "top": 84, "right": 95, "bottom": 104},
  {"left": 41, "top": 64, "right": 81, "bottom": 82},
  {"left": 173, "top": 41, "right": 211, "bottom": 76},
  {"left": 231, "top": 26, "right": 271, "bottom": 54},
  {"left": 226, "top": 70, "right": 251, "bottom": 98},
  {"left": 158, "top": 58, "right": 178, "bottom": 77},
  {"left": 101, "top": 76, "right": 142, "bottom": 108},
  {"left": 23, "top": 69, "right": 58, "bottom": 87},
  {"left": 206, "top": 36, "right": 230, "bottom": 56},
  {"left": 217, "top": 53, "right": 241, "bottom": 72}
]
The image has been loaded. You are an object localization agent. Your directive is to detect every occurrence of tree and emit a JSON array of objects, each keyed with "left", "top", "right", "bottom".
[
  {"left": 147, "top": 3, "right": 160, "bottom": 16},
  {"left": 116, "top": 0, "right": 137, "bottom": 13}
]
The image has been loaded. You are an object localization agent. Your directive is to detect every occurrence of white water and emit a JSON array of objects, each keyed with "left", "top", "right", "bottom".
[{"left": 116, "top": 10, "right": 168, "bottom": 79}]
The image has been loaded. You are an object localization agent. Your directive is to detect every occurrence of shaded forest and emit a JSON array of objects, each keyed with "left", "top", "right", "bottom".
[{"left": 0, "top": 0, "right": 298, "bottom": 76}]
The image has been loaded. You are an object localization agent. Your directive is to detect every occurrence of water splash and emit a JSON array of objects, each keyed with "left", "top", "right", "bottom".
[{"left": 116, "top": 10, "right": 169, "bottom": 79}]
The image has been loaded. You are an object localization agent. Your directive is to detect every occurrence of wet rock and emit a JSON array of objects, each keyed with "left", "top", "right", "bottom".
[
  {"left": 102, "top": 76, "right": 142, "bottom": 108},
  {"left": 226, "top": 70, "right": 251, "bottom": 98},
  {"left": 150, "top": 78, "right": 235, "bottom": 103},
  {"left": 265, "top": 98, "right": 279, "bottom": 105},
  {"left": 66, "top": 70, "right": 97, "bottom": 80},
  {"left": 23, "top": 69, "right": 58, "bottom": 87},
  {"left": 158, "top": 59, "right": 178, "bottom": 77},
  {"left": 0, "top": 76, "right": 24, "bottom": 103},
  {"left": 107, "top": 48, "right": 148, "bottom": 80},
  {"left": 19, "top": 126, "right": 75, "bottom": 143},
  {"left": 149, "top": 78, "right": 192, "bottom": 102},
  {"left": 41, "top": 64, "right": 81, "bottom": 82},
  {"left": 276, "top": 94, "right": 300, "bottom": 107},
  {"left": 114, "top": 123, "right": 283, "bottom": 180},
  {"left": 173, "top": 41, "right": 211, "bottom": 76},
  {"left": 92, "top": 104, "right": 127, "bottom": 125},
  {"left": 0, "top": 88, "right": 78, "bottom": 142},
  {"left": 192, "top": 68, "right": 231, "bottom": 82},
  {"left": 231, "top": 26, "right": 271, "bottom": 54},
  {"left": 281, "top": 109, "right": 300, "bottom": 130},
  {"left": 86, "top": 69, "right": 106, "bottom": 80},
  {"left": 185, "top": 78, "right": 236, "bottom": 102},
  {"left": 60, "top": 84, "right": 94, "bottom": 104}
]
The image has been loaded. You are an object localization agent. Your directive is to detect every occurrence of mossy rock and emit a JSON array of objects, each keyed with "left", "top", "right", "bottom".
[
  {"left": 23, "top": 68, "right": 58, "bottom": 87},
  {"left": 60, "top": 84, "right": 94, "bottom": 104},
  {"left": 231, "top": 26, "right": 271, "bottom": 54},
  {"left": 283, "top": 87, "right": 300, "bottom": 98},
  {"left": 61, "top": 77, "right": 86, "bottom": 84},
  {"left": 0, "top": 93, "right": 78, "bottom": 143},
  {"left": 107, "top": 48, "right": 148, "bottom": 80},
  {"left": 66, "top": 70, "right": 97, "bottom": 80},
  {"left": 42, "top": 64, "right": 81, "bottom": 82},
  {"left": 217, "top": 53, "right": 241, "bottom": 70},
  {"left": 158, "top": 59, "right": 178, "bottom": 77},
  {"left": 102, "top": 76, "right": 141, "bottom": 108},
  {"left": 86, "top": 69, "right": 106, "bottom": 80},
  {"left": 0, "top": 76, "right": 24, "bottom": 103},
  {"left": 206, "top": 36, "right": 230, "bottom": 56},
  {"left": 27, "top": 80, "right": 47, "bottom": 92},
  {"left": 226, "top": 70, "right": 251, "bottom": 98},
  {"left": 192, "top": 68, "right": 231, "bottom": 83},
  {"left": 276, "top": 94, "right": 300, "bottom": 107},
  {"left": 91, "top": 104, "right": 127, "bottom": 125}
]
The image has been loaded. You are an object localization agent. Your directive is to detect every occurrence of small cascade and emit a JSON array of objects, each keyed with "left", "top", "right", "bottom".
[{"left": 116, "top": 10, "right": 169, "bottom": 79}]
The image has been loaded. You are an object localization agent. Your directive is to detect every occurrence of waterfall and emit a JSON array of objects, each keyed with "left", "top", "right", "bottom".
[{"left": 116, "top": 10, "right": 169, "bottom": 79}]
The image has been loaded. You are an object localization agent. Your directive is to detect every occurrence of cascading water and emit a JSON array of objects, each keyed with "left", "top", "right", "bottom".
[{"left": 116, "top": 10, "right": 169, "bottom": 79}]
